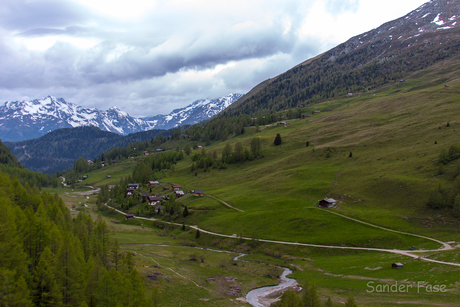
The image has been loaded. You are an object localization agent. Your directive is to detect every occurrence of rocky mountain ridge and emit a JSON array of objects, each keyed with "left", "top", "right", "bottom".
[{"left": 0, "top": 93, "right": 242, "bottom": 142}]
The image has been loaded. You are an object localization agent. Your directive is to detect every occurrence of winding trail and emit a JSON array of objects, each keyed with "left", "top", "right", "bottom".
[
  {"left": 105, "top": 204, "right": 460, "bottom": 267},
  {"left": 207, "top": 194, "right": 244, "bottom": 212},
  {"left": 317, "top": 208, "right": 452, "bottom": 250}
]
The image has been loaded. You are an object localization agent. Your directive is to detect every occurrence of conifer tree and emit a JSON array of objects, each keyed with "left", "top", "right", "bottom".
[
  {"left": 150, "top": 288, "right": 161, "bottom": 307},
  {"left": 251, "top": 137, "right": 261, "bottom": 156},
  {"left": 453, "top": 194, "right": 460, "bottom": 218},
  {"left": 274, "top": 134, "right": 282, "bottom": 146},
  {"left": 111, "top": 239, "right": 120, "bottom": 271},
  {"left": 57, "top": 234, "right": 85, "bottom": 306},
  {"left": 32, "top": 247, "right": 62, "bottom": 306},
  {"left": 277, "top": 290, "right": 301, "bottom": 306},
  {"left": 345, "top": 296, "right": 357, "bottom": 307},
  {"left": 302, "top": 284, "right": 321, "bottom": 307},
  {"left": 96, "top": 268, "right": 118, "bottom": 307},
  {"left": 183, "top": 205, "right": 189, "bottom": 217}
]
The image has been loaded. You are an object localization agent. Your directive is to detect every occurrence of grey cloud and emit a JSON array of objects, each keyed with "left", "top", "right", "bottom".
[
  {"left": 0, "top": 0, "right": 346, "bottom": 118},
  {"left": 0, "top": 0, "right": 89, "bottom": 31},
  {"left": 19, "top": 26, "right": 92, "bottom": 37}
]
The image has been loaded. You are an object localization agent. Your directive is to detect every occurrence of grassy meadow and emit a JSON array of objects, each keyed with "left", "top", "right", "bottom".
[{"left": 50, "top": 65, "right": 460, "bottom": 306}]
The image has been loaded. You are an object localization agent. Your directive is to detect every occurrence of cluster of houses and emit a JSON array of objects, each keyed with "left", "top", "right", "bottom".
[{"left": 125, "top": 181, "right": 205, "bottom": 208}]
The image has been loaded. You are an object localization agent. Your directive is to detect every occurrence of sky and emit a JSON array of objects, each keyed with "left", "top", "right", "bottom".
[{"left": 0, "top": 0, "right": 429, "bottom": 117}]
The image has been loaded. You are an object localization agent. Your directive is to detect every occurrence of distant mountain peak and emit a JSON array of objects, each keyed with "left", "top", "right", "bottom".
[{"left": 0, "top": 93, "right": 243, "bottom": 142}]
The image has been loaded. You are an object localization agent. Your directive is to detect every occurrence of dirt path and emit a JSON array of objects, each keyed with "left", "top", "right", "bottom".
[
  {"left": 206, "top": 194, "right": 244, "bottom": 212},
  {"left": 76, "top": 187, "right": 101, "bottom": 196},
  {"left": 104, "top": 204, "right": 460, "bottom": 267},
  {"left": 319, "top": 208, "right": 452, "bottom": 250}
]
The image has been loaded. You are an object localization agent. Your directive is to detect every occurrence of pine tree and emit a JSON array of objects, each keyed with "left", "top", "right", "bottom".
[
  {"left": 302, "top": 284, "right": 321, "bottom": 307},
  {"left": 195, "top": 228, "right": 201, "bottom": 239},
  {"left": 426, "top": 184, "right": 446, "bottom": 209},
  {"left": 96, "top": 268, "right": 118, "bottom": 307},
  {"left": 150, "top": 287, "right": 161, "bottom": 307},
  {"left": 453, "top": 194, "right": 460, "bottom": 218},
  {"left": 32, "top": 247, "right": 62, "bottom": 306},
  {"left": 57, "top": 234, "right": 85, "bottom": 306},
  {"left": 111, "top": 239, "right": 120, "bottom": 271},
  {"left": 324, "top": 296, "right": 333, "bottom": 307},
  {"left": 274, "top": 134, "right": 282, "bottom": 146},
  {"left": 234, "top": 142, "right": 244, "bottom": 162},
  {"left": 344, "top": 296, "right": 357, "bottom": 307},
  {"left": 277, "top": 290, "right": 301, "bottom": 306},
  {"left": 183, "top": 205, "right": 189, "bottom": 217}
]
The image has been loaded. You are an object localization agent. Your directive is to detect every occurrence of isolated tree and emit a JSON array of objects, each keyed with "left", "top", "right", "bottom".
[
  {"left": 349, "top": 152, "right": 353, "bottom": 158},
  {"left": 251, "top": 137, "right": 261, "bottom": 156},
  {"left": 344, "top": 296, "right": 357, "bottom": 307},
  {"left": 183, "top": 206, "right": 189, "bottom": 217},
  {"left": 447, "top": 122, "right": 450, "bottom": 127},
  {"left": 195, "top": 229, "right": 201, "bottom": 239},
  {"left": 274, "top": 134, "right": 282, "bottom": 146},
  {"left": 324, "top": 297, "right": 333, "bottom": 307},
  {"left": 426, "top": 184, "right": 446, "bottom": 209},
  {"left": 184, "top": 144, "right": 192, "bottom": 155},
  {"left": 306, "top": 141, "right": 309, "bottom": 147}
]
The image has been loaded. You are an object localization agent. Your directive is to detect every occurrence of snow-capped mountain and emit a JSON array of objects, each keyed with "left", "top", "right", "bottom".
[
  {"left": 0, "top": 94, "right": 242, "bottom": 142},
  {"left": 142, "top": 93, "right": 243, "bottom": 128},
  {"left": 325, "top": 0, "right": 460, "bottom": 62}
]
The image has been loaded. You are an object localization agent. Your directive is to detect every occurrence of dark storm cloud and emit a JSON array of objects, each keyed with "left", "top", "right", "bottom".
[{"left": 79, "top": 27, "right": 298, "bottom": 84}]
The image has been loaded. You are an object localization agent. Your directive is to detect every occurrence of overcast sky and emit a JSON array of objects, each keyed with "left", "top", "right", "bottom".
[{"left": 0, "top": 0, "right": 428, "bottom": 117}]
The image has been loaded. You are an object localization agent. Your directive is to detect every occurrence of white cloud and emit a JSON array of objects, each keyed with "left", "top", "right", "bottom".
[{"left": 0, "top": 0, "right": 429, "bottom": 117}]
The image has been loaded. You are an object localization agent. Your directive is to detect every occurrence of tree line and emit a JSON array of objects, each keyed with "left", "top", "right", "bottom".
[
  {"left": 189, "top": 138, "right": 263, "bottom": 171},
  {"left": 0, "top": 170, "right": 155, "bottom": 306}
]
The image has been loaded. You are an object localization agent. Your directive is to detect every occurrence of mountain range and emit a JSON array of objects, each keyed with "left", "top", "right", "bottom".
[
  {"left": 0, "top": 93, "right": 242, "bottom": 142},
  {"left": 5, "top": 0, "right": 460, "bottom": 174}
]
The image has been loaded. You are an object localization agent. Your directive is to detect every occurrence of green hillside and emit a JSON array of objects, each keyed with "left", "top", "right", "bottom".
[{"left": 70, "top": 59, "right": 460, "bottom": 306}]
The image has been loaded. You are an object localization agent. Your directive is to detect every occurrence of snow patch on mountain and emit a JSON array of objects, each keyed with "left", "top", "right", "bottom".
[{"left": 0, "top": 93, "right": 242, "bottom": 142}]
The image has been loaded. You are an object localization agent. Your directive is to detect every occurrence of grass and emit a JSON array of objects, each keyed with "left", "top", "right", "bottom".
[{"left": 50, "top": 63, "right": 460, "bottom": 306}]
